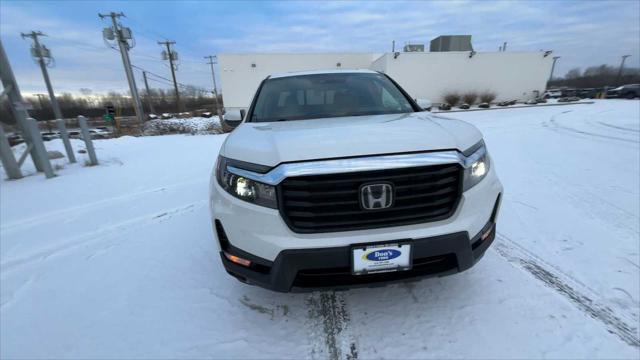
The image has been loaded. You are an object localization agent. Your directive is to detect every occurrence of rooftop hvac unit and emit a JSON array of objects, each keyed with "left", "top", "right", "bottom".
[
  {"left": 430, "top": 35, "right": 473, "bottom": 52},
  {"left": 403, "top": 44, "right": 425, "bottom": 52}
]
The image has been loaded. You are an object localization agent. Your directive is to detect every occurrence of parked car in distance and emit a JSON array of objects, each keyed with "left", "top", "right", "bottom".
[
  {"left": 161, "top": 113, "right": 173, "bottom": 119},
  {"left": 88, "top": 128, "right": 111, "bottom": 139},
  {"left": 7, "top": 133, "right": 24, "bottom": 146},
  {"left": 607, "top": 84, "right": 640, "bottom": 99},
  {"left": 575, "top": 88, "right": 602, "bottom": 99},
  {"left": 543, "top": 89, "right": 562, "bottom": 98},
  {"left": 210, "top": 69, "right": 503, "bottom": 292},
  {"left": 41, "top": 131, "right": 60, "bottom": 141}
]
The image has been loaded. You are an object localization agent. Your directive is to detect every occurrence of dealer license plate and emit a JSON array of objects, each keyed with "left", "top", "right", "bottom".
[{"left": 352, "top": 243, "right": 412, "bottom": 275}]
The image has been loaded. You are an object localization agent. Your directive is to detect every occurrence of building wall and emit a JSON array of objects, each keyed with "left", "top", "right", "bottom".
[
  {"left": 218, "top": 53, "right": 376, "bottom": 110},
  {"left": 219, "top": 51, "right": 553, "bottom": 110},
  {"left": 380, "top": 51, "right": 553, "bottom": 102}
]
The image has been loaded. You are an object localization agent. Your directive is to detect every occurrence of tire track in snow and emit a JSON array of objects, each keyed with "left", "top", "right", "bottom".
[
  {"left": 596, "top": 121, "right": 640, "bottom": 133},
  {"left": 546, "top": 111, "right": 639, "bottom": 145},
  {"left": 306, "top": 291, "right": 358, "bottom": 360},
  {"left": 0, "top": 178, "right": 207, "bottom": 235},
  {"left": 494, "top": 232, "right": 640, "bottom": 348},
  {"left": 1, "top": 201, "right": 206, "bottom": 274}
]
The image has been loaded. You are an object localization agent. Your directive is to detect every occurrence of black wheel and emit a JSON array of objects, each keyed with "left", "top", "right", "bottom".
[{"left": 626, "top": 92, "right": 636, "bottom": 99}]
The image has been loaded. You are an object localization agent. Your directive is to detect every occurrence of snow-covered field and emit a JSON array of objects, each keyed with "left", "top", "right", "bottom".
[{"left": 1, "top": 100, "right": 639, "bottom": 359}]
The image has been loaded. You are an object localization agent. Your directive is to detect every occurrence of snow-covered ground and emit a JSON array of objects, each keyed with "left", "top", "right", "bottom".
[{"left": 1, "top": 100, "right": 639, "bottom": 359}]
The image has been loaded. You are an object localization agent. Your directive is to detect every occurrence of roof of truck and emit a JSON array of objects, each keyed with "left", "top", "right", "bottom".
[{"left": 268, "top": 69, "right": 378, "bottom": 79}]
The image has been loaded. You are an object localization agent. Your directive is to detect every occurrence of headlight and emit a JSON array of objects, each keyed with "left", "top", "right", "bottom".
[
  {"left": 216, "top": 156, "right": 278, "bottom": 209},
  {"left": 462, "top": 142, "right": 490, "bottom": 191}
]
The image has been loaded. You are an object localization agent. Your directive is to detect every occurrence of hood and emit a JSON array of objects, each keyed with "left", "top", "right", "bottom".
[{"left": 220, "top": 112, "right": 482, "bottom": 167}]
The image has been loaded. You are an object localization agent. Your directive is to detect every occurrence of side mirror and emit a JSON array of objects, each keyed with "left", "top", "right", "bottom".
[
  {"left": 416, "top": 99, "right": 432, "bottom": 111},
  {"left": 224, "top": 109, "right": 243, "bottom": 121},
  {"left": 223, "top": 110, "right": 243, "bottom": 128},
  {"left": 222, "top": 109, "right": 243, "bottom": 132}
]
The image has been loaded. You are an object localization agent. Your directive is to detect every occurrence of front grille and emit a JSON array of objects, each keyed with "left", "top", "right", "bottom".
[{"left": 278, "top": 163, "right": 462, "bottom": 233}]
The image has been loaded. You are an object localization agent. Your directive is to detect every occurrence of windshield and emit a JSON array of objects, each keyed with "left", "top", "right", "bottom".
[{"left": 249, "top": 73, "right": 415, "bottom": 122}]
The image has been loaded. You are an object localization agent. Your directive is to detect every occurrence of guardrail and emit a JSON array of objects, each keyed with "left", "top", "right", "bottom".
[{"left": 0, "top": 115, "right": 98, "bottom": 180}]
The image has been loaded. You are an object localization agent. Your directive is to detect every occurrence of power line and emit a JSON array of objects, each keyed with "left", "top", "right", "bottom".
[
  {"left": 125, "top": 15, "right": 203, "bottom": 60},
  {"left": 46, "top": 35, "right": 117, "bottom": 52},
  {"left": 128, "top": 52, "right": 167, "bottom": 63},
  {"left": 146, "top": 77, "right": 174, "bottom": 87},
  {"left": 130, "top": 64, "right": 211, "bottom": 93}
]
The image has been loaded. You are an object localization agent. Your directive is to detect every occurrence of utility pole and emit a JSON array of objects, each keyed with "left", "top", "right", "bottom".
[
  {"left": 141, "top": 71, "right": 156, "bottom": 114},
  {"left": 617, "top": 55, "right": 631, "bottom": 84},
  {"left": 99, "top": 12, "right": 145, "bottom": 124},
  {"left": 158, "top": 40, "right": 183, "bottom": 113},
  {"left": 549, "top": 56, "right": 561, "bottom": 82},
  {"left": 21, "top": 31, "right": 63, "bottom": 120},
  {"left": 204, "top": 55, "right": 224, "bottom": 121}
]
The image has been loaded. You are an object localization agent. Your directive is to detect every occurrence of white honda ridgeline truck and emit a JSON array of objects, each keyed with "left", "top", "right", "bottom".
[{"left": 210, "top": 69, "right": 503, "bottom": 292}]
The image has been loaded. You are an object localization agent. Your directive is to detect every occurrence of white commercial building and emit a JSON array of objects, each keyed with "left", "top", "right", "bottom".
[{"left": 218, "top": 51, "right": 554, "bottom": 111}]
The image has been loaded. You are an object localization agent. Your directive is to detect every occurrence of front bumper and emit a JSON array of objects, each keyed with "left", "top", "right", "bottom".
[
  {"left": 220, "top": 218, "right": 498, "bottom": 292},
  {"left": 210, "top": 158, "right": 503, "bottom": 292}
]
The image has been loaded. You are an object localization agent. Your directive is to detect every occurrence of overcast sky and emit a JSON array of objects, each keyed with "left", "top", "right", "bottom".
[{"left": 1, "top": 0, "right": 639, "bottom": 96}]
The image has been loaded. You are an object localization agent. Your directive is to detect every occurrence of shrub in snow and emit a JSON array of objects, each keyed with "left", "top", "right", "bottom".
[
  {"left": 47, "top": 150, "right": 64, "bottom": 160},
  {"left": 443, "top": 92, "right": 461, "bottom": 107},
  {"left": 142, "top": 117, "right": 222, "bottom": 136},
  {"left": 462, "top": 92, "right": 478, "bottom": 105},
  {"left": 479, "top": 91, "right": 497, "bottom": 104}
]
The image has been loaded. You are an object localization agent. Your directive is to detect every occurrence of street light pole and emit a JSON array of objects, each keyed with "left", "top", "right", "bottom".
[
  {"left": 617, "top": 55, "right": 631, "bottom": 85},
  {"left": 549, "top": 56, "right": 561, "bottom": 82}
]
